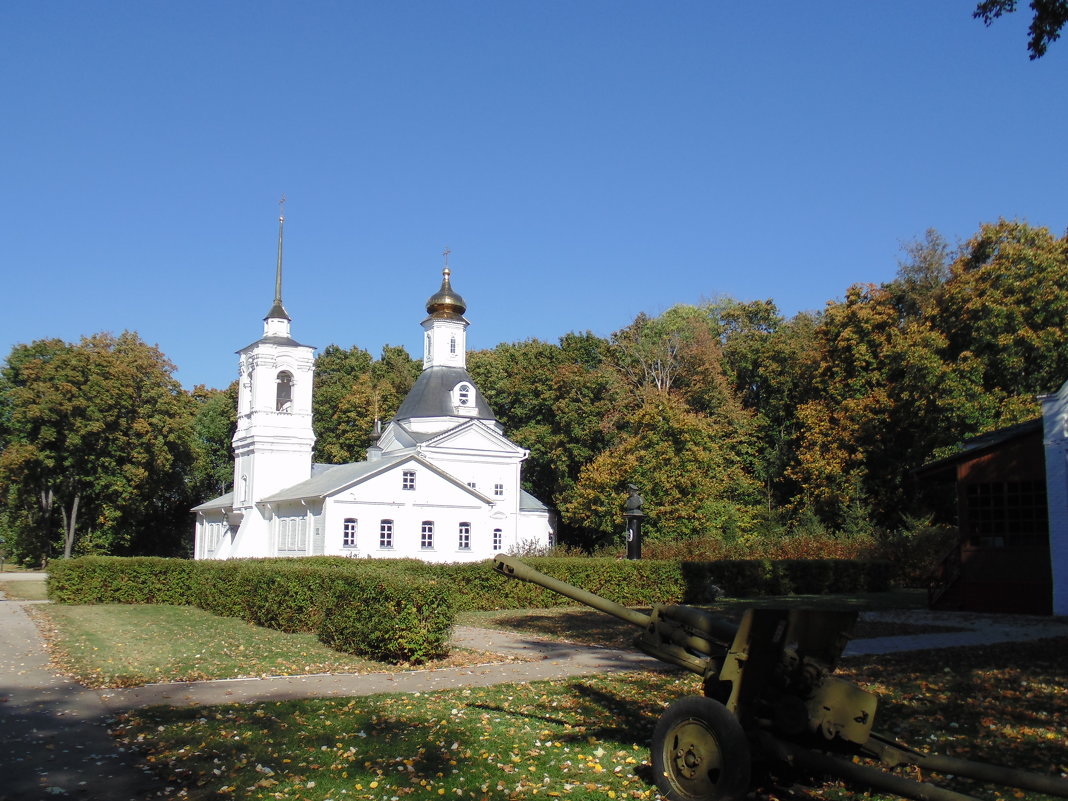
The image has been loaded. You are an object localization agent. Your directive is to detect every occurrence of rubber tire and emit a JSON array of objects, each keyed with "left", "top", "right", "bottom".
[{"left": 651, "top": 696, "right": 751, "bottom": 801}]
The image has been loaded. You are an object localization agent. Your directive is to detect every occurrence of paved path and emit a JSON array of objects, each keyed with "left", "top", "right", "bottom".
[
  {"left": 845, "top": 609, "right": 1068, "bottom": 656},
  {"left": 0, "top": 595, "right": 160, "bottom": 801},
  {"left": 3, "top": 579, "right": 1068, "bottom": 800}
]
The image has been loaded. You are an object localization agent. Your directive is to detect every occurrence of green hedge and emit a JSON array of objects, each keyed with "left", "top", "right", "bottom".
[
  {"left": 47, "top": 555, "right": 892, "bottom": 659},
  {"left": 47, "top": 557, "right": 453, "bottom": 664},
  {"left": 376, "top": 556, "right": 891, "bottom": 611}
]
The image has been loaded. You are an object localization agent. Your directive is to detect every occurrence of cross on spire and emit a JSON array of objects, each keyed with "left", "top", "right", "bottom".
[
  {"left": 442, "top": 246, "right": 451, "bottom": 269},
  {"left": 274, "top": 195, "right": 286, "bottom": 308}
]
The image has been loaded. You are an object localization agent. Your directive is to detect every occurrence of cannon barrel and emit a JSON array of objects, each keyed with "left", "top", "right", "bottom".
[
  {"left": 493, "top": 554, "right": 652, "bottom": 629},
  {"left": 657, "top": 604, "right": 739, "bottom": 645},
  {"left": 492, "top": 555, "right": 742, "bottom": 674}
]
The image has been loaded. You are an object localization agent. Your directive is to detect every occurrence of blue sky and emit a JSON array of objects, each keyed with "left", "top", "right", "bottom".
[{"left": 3, "top": 2, "right": 1065, "bottom": 390}]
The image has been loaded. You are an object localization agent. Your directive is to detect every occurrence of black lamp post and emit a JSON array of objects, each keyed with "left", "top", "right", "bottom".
[{"left": 624, "top": 484, "right": 643, "bottom": 560}]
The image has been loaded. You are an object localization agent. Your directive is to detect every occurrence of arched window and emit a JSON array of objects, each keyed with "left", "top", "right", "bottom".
[
  {"left": 276, "top": 371, "right": 294, "bottom": 412},
  {"left": 458, "top": 384, "right": 470, "bottom": 406}
]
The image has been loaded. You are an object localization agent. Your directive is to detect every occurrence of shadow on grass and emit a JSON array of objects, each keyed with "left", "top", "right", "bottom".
[{"left": 843, "top": 636, "right": 1068, "bottom": 782}]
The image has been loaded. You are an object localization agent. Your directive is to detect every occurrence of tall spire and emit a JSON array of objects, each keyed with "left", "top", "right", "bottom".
[{"left": 265, "top": 194, "right": 290, "bottom": 322}]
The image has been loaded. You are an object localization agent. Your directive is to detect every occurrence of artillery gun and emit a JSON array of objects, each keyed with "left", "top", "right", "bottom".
[{"left": 493, "top": 555, "right": 1068, "bottom": 801}]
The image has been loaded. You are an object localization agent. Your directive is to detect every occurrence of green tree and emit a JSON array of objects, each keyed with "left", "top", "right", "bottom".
[
  {"left": 546, "top": 359, "right": 630, "bottom": 507},
  {"left": 372, "top": 344, "right": 421, "bottom": 401},
  {"left": 788, "top": 279, "right": 1002, "bottom": 529},
  {"left": 710, "top": 299, "right": 821, "bottom": 511},
  {"left": 559, "top": 393, "right": 762, "bottom": 541},
  {"left": 936, "top": 219, "right": 1068, "bottom": 407},
  {"left": 0, "top": 332, "right": 195, "bottom": 561},
  {"left": 469, "top": 339, "right": 567, "bottom": 502},
  {"left": 468, "top": 333, "right": 633, "bottom": 542},
  {"left": 975, "top": 0, "right": 1068, "bottom": 58},
  {"left": 312, "top": 344, "right": 374, "bottom": 463},
  {"left": 189, "top": 382, "right": 238, "bottom": 501},
  {"left": 313, "top": 344, "right": 419, "bottom": 464},
  {"left": 610, "top": 306, "right": 719, "bottom": 398},
  {"left": 886, "top": 229, "right": 953, "bottom": 321}
]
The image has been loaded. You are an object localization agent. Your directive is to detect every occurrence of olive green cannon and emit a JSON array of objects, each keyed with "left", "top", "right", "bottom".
[{"left": 493, "top": 555, "right": 1068, "bottom": 801}]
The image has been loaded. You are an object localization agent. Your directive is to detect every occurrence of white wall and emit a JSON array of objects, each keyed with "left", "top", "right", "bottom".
[
  {"left": 321, "top": 463, "right": 511, "bottom": 562},
  {"left": 1043, "top": 380, "right": 1068, "bottom": 616}
]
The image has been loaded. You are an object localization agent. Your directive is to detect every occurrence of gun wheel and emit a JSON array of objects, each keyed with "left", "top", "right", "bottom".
[{"left": 652, "top": 696, "right": 751, "bottom": 801}]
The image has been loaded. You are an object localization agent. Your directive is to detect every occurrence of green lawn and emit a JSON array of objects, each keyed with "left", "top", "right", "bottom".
[
  {"left": 110, "top": 636, "right": 1068, "bottom": 801},
  {"left": 32, "top": 604, "right": 500, "bottom": 688},
  {"left": 0, "top": 575, "right": 49, "bottom": 600}
]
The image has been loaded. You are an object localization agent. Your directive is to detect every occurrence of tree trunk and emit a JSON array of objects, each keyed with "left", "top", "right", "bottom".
[
  {"left": 38, "top": 487, "right": 55, "bottom": 565},
  {"left": 61, "top": 493, "right": 80, "bottom": 559}
]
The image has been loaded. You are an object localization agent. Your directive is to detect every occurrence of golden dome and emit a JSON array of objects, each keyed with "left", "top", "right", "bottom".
[{"left": 425, "top": 267, "right": 467, "bottom": 319}]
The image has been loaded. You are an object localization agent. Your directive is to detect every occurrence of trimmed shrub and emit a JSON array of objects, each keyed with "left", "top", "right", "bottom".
[
  {"left": 48, "top": 557, "right": 453, "bottom": 665},
  {"left": 318, "top": 575, "right": 452, "bottom": 663},
  {"left": 47, "top": 556, "right": 195, "bottom": 605}
]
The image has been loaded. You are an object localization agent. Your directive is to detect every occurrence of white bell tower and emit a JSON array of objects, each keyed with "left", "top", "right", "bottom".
[
  {"left": 421, "top": 249, "right": 469, "bottom": 370},
  {"left": 231, "top": 198, "right": 316, "bottom": 511}
]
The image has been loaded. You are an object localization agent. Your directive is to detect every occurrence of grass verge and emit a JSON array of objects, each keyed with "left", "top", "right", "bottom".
[
  {"left": 0, "top": 576, "right": 49, "bottom": 600},
  {"left": 110, "top": 636, "right": 1068, "bottom": 800},
  {"left": 31, "top": 604, "right": 505, "bottom": 688}
]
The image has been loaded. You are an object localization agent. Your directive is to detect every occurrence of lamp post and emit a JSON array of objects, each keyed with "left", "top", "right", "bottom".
[{"left": 624, "top": 484, "right": 643, "bottom": 560}]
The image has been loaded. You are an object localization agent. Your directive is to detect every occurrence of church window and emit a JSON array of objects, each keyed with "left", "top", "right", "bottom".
[
  {"left": 205, "top": 522, "right": 222, "bottom": 554},
  {"left": 342, "top": 518, "right": 357, "bottom": 548},
  {"left": 458, "top": 522, "right": 471, "bottom": 550},
  {"left": 379, "top": 520, "right": 394, "bottom": 549},
  {"left": 493, "top": 528, "right": 503, "bottom": 551},
  {"left": 458, "top": 384, "right": 470, "bottom": 405},
  {"left": 276, "top": 371, "right": 294, "bottom": 412},
  {"left": 421, "top": 521, "right": 434, "bottom": 549},
  {"left": 278, "top": 516, "right": 307, "bottom": 553},
  {"left": 494, "top": 483, "right": 505, "bottom": 497},
  {"left": 450, "top": 336, "right": 457, "bottom": 355},
  {"left": 402, "top": 470, "right": 416, "bottom": 491}
]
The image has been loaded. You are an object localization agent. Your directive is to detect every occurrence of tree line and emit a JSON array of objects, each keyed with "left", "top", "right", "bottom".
[{"left": 1, "top": 219, "right": 1066, "bottom": 564}]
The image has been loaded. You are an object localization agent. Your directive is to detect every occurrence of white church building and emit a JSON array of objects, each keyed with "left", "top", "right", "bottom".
[{"left": 192, "top": 218, "right": 553, "bottom": 562}]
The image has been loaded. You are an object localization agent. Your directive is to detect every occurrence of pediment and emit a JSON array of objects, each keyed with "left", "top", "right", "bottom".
[
  {"left": 420, "top": 420, "right": 526, "bottom": 458},
  {"left": 327, "top": 455, "right": 492, "bottom": 505},
  {"left": 377, "top": 423, "right": 415, "bottom": 452}
]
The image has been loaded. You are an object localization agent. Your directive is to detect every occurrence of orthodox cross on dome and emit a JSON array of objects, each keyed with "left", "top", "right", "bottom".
[{"left": 442, "top": 246, "right": 451, "bottom": 275}]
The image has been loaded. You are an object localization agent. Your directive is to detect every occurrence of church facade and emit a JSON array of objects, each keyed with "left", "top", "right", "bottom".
[{"left": 192, "top": 221, "right": 553, "bottom": 562}]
